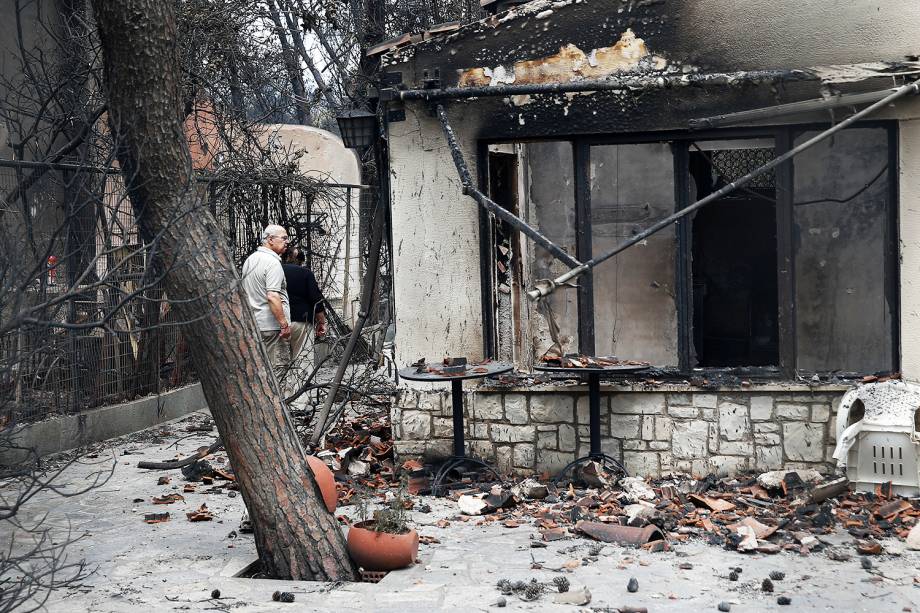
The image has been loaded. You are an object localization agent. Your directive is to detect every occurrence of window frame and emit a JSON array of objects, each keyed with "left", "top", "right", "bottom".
[{"left": 477, "top": 121, "right": 900, "bottom": 379}]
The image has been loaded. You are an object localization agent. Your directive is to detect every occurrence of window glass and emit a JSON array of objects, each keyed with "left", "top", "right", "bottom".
[
  {"left": 590, "top": 143, "right": 678, "bottom": 365},
  {"left": 521, "top": 141, "right": 579, "bottom": 359},
  {"left": 793, "top": 127, "right": 893, "bottom": 373}
]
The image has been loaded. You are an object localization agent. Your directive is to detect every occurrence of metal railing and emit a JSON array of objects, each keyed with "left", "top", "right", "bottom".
[{"left": 1, "top": 159, "right": 365, "bottom": 425}]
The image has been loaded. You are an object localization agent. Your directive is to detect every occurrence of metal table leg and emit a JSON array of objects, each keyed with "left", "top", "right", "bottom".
[
  {"left": 553, "top": 372, "right": 628, "bottom": 484},
  {"left": 431, "top": 379, "right": 500, "bottom": 496}
]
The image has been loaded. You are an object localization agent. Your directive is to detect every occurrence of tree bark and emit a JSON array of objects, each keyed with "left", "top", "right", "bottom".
[{"left": 90, "top": 0, "right": 357, "bottom": 581}]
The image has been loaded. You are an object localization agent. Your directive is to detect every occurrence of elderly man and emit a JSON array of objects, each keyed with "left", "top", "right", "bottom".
[{"left": 241, "top": 224, "right": 292, "bottom": 376}]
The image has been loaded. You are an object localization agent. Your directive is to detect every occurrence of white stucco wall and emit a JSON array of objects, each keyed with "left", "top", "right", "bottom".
[
  {"left": 389, "top": 104, "right": 485, "bottom": 367},
  {"left": 899, "top": 110, "right": 920, "bottom": 381},
  {"left": 676, "top": 1, "right": 920, "bottom": 71},
  {"left": 260, "top": 124, "right": 362, "bottom": 321}
]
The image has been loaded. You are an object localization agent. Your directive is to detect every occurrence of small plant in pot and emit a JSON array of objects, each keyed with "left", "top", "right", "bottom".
[{"left": 346, "top": 487, "right": 419, "bottom": 572}]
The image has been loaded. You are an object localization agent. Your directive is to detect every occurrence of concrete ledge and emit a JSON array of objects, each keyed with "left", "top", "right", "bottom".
[
  {"left": 475, "top": 382, "right": 854, "bottom": 394},
  {"left": 0, "top": 383, "right": 207, "bottom": 466}
]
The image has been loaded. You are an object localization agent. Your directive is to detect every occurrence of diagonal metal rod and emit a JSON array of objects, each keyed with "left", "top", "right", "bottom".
[
  {"left": 436, "top": 104, "right": 581, "bottom": 269},
  {"left": 688, "top": 87, "right": 907, "bottom": 130},
  {"left": 528, "top": 80, "right": 920, "bottom": 299}
]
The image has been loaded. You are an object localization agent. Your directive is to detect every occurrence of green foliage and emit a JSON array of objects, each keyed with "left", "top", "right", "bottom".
[{"left": 354, "top": 482, "right": 412, "bottom": 534}]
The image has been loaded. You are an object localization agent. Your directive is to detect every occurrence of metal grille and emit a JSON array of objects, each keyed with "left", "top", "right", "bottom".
[
  {"left": 709, "top": 148, "right": 776, "bottom": 189},
  {"left": 1, "top": 161, "right": 363, "bottom": 425},
  {"left": 208, "top": 178, "right": 364, "bottom": 304},
  {"left": 0, "top": 162, "right": 196, "bottom": 424}
]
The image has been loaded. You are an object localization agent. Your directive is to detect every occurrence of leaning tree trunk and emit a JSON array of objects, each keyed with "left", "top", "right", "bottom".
[{"left": 90, "top": 0, "right": 357, "bottom": 581}]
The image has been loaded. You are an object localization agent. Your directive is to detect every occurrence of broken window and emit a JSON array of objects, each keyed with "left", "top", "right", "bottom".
[
  {"left": 488, "top": 145, "right": 523, "bottom": 363},
  {"left": 520, "top": 141, "right": 579, "bottom": 360},
  {"left": 480, "top": 123, "right": 898, "bottom": 376},
  {"left": 689, "top": 140, "right": 779, "bottom": 367}
]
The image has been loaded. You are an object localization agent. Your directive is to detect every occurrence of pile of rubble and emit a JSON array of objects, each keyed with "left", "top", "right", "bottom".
[
  {"left": 435, "top": 464, "right": 920, "bottom": 561},
  {"left": 295, "top": 406, "right": 920, "bottom": 563}
]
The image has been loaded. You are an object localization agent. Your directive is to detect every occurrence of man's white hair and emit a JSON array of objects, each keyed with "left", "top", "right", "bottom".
[{"left": 261, "top": 224, "right": 285, "bottom": 244}]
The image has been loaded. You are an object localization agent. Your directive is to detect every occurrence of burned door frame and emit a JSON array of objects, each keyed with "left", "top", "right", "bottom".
[
  {"left": 476, "top": 120, "right": 900, "bottom": 378},
  {"left": 481, "top": 145, "right": 526, "bottom": 363}
]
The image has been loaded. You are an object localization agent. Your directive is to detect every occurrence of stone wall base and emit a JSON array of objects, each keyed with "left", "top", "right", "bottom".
[{"left": 391, "top": 385, "right": 848, "bottom": 478}]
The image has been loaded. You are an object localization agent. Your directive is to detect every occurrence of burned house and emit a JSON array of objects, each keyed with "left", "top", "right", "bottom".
[{"left": 382, "top": 0, "right": 920, "bottom": 479}]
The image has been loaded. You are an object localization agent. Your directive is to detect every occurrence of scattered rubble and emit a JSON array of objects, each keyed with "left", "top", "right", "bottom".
[
  {"left": 152, "top": 493, "right": 184, "bottom": 505},
  {"left": 553, "top": 586, "right": 591, "bottom": 605},
  {"left": 186, "top": 504, "right": 213, "bottom": 522},
  {"left": 513, "top": 478, "right": 548, "bottom": 500}
]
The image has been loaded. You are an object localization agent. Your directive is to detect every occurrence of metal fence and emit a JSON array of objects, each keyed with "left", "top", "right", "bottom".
[{"left": 1, "top": 159, "right": 365, "bottom": 425}]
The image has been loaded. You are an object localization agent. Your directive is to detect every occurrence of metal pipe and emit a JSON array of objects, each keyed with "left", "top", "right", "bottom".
[
  {"left": 436, "top": 104, "right": 581, "bottom": 269},
  {"left": 528, "top": 80, "right": 920, "bottom": 300},
  {"left": 689, "top": 87, "right": 905, "bottom": 129},
  {"left": 398, "top": 69, "right": 815, "bottom": 102}
]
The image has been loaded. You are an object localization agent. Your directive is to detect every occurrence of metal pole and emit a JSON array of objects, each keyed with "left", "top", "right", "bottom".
[
  {"left": 587, "top": 372, "right": 601, "bottom": 458},
  {"left": 451, "top": 378, "right": 465, "bottom": 458},
  {"left": 689, "top": 87, "right": 905, "bottom": 130},
  {"left": 342, "top": 187, "right": 352, "bottom": 319},
  {"left": 436, "top": 104, "right": 581, "bottom": 269},
  {"left": 309, "top": 194, "right": 384, "bottom": 446},
  {"left": 527, "top": 80, "right": 920, "bottom": 300}
]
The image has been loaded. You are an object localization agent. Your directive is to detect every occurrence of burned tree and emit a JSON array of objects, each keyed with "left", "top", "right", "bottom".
[{"left": 90, "top": 0, "right": 356, "bottom": 580}]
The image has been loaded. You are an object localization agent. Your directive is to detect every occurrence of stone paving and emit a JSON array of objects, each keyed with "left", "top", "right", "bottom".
[{"left": 3, "top": 415, "right": 919, "bottom": 612}]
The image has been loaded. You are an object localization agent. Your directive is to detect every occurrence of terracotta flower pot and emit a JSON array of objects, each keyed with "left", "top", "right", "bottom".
[
  {"left": 306, "top": 456, "right": 337, "bottom": 513},
  {"left": 346, "top": 521, "right": 419, "bottom": 571}
]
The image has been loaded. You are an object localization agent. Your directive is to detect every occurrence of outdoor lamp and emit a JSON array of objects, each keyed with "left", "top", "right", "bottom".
[{"left": 335, "top": 109, "right": 377, "bottom": 149}]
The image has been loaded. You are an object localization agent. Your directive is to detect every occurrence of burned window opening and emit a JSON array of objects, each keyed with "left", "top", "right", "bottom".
[
  {"left": 488, "top": 149, "right": 523, "bottom": 363},
  {"left": 690, "top": 145, "right": 779, "bottom": 367},
  {"left": 478, "top": 123, "right": 899, "bottom": 377}
]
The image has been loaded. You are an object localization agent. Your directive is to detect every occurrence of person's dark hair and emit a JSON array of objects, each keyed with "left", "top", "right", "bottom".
[{"left": 284, "top": 246, "right": 306, "bottom": 265}]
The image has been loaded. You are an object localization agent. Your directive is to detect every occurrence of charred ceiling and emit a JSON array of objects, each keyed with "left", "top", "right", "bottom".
[
  {"left": 382, "top": 0, "right": 920, "bottom": 91},
  {"left": 379, "top": 0, "right": 919, "bottom": 140}
]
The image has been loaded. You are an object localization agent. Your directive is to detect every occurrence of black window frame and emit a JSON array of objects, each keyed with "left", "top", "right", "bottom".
[{"left": 477, "top": 121, "right": 900, "bottom": 379}]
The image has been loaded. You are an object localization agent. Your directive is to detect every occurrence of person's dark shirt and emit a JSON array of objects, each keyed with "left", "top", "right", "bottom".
[{"left": 282, "top": 264, "right": 325, "bottom": 324}]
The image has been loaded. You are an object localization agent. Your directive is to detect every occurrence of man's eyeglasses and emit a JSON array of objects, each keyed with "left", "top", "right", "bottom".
[{"left": 270, "top": 235, "right": 290, "bottom": 243}]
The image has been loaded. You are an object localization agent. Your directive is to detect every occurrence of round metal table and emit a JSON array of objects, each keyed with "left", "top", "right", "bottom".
[
  {"left": 399, "top": 361, "right": 513, "bottom": 495},
  {"left": 534, "top": 362, "right": 649, "bottom": 482}
]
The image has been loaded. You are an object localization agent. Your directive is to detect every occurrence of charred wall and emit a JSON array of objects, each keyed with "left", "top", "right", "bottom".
[{"left": 390, "top": 0, "right": 919, "bottom": 88}]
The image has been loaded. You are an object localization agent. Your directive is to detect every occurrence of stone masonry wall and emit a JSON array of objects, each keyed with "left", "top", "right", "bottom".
[{"left": 391, "top": 386, "right": 849, "bottom": 478}]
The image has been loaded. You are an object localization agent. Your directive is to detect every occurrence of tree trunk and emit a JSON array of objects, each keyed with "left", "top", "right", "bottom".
[{"left": 90, "top": 0, "right": 357, "bottom": 582}]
